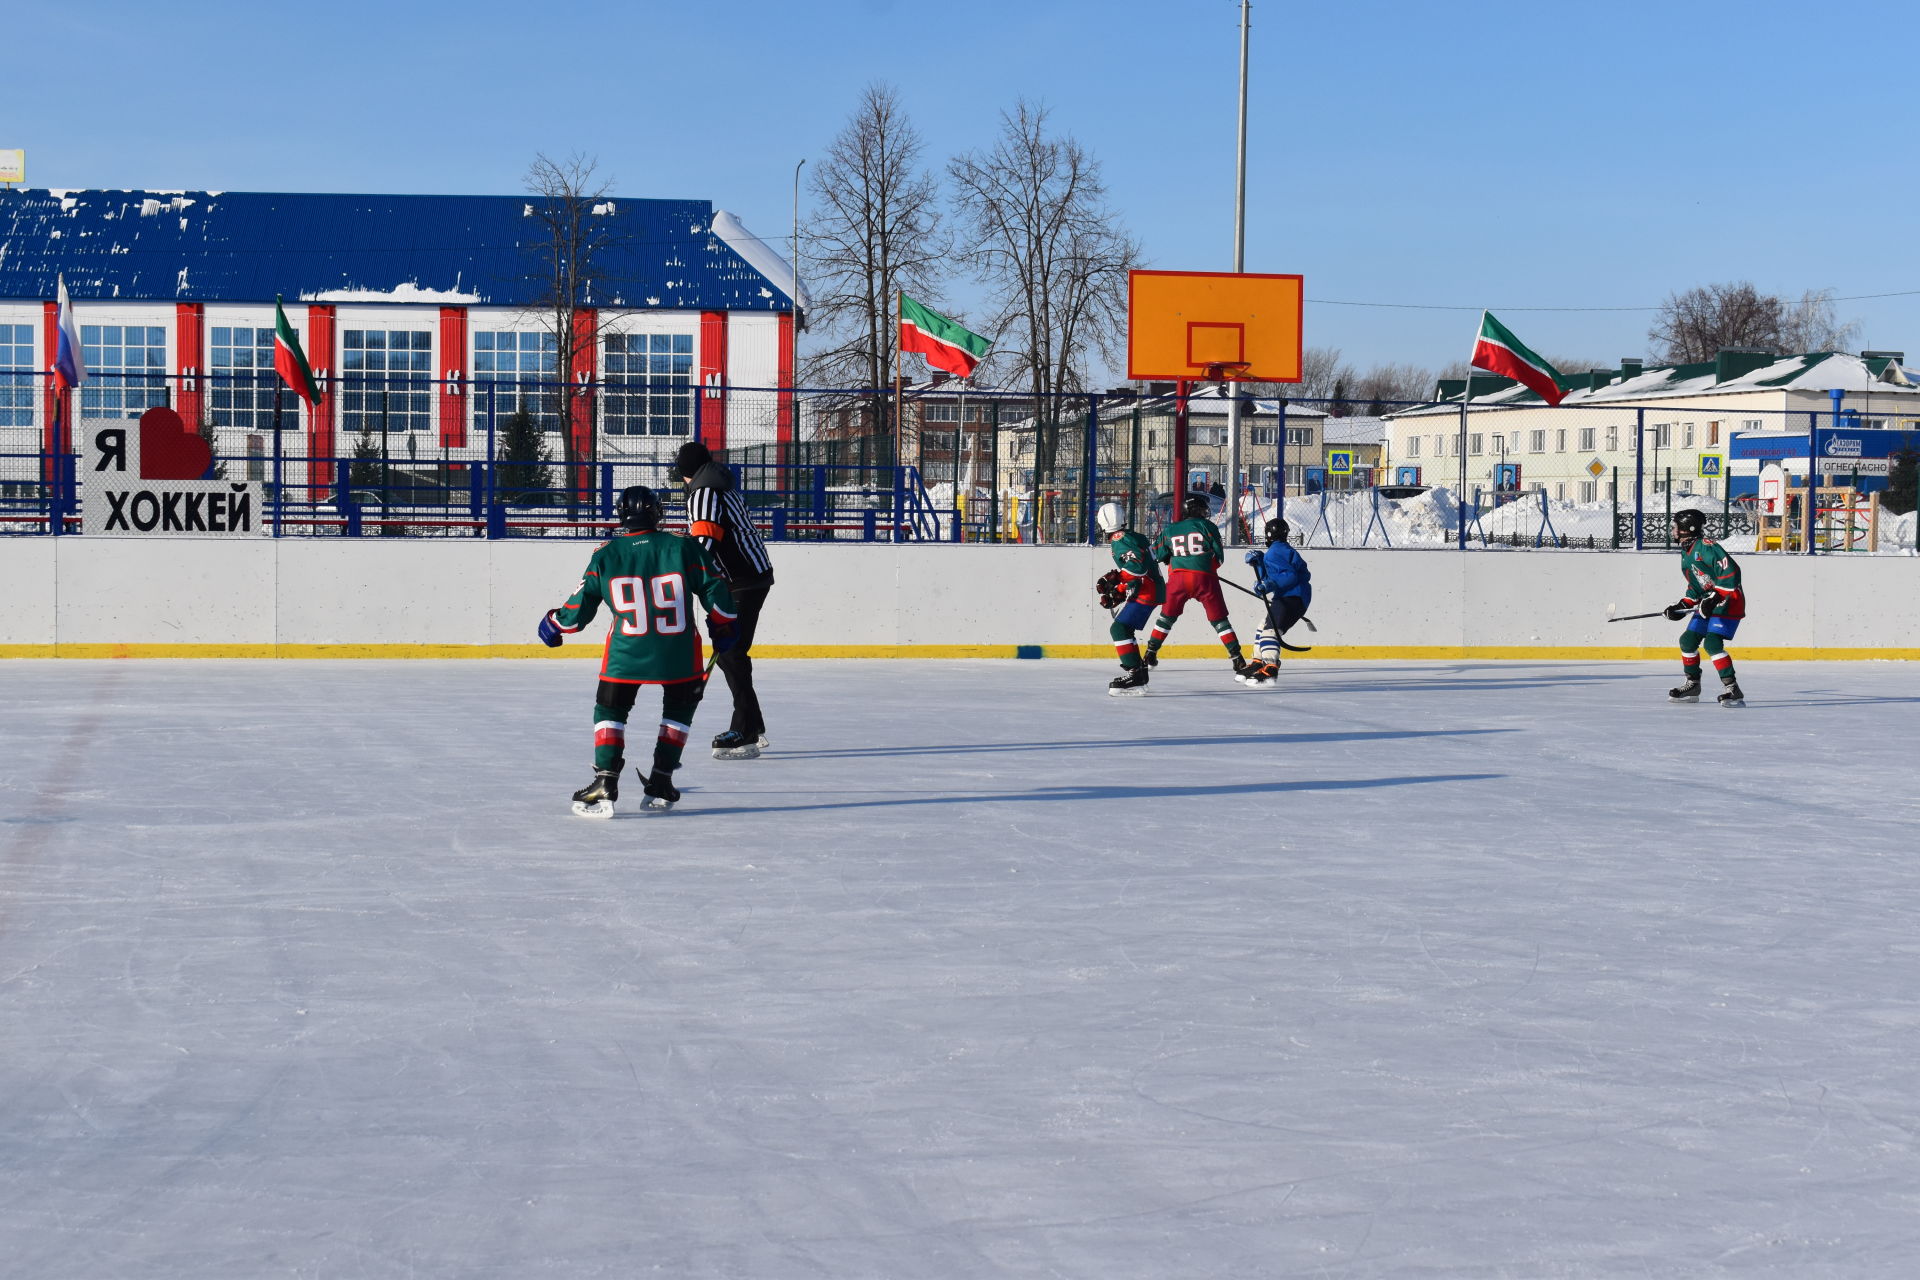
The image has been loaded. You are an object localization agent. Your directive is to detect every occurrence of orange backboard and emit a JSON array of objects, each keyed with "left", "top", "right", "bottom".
[{"left": 1127, "top": 270, "right": 1304, "bottom": 383}]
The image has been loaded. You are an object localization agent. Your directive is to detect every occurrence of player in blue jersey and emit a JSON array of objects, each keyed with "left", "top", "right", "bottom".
[{"left": 1239, "top": 518, "right": 1311, "bottom": 688}]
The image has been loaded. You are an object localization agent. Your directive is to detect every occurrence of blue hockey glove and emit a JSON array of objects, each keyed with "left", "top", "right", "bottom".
[
  {"left": 1243, "top": 549, "right": 1263, "bottom": 565},
  {"left": 709, "top": 615, "right": 738, "bottom": 655},
  {"left": 538, "top": 610, "right": 565, "bottom": 647}
]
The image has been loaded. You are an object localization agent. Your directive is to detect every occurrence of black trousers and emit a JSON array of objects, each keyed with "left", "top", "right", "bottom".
[{"left": 715, "top": 576, "right": 772, "bottom": 737}]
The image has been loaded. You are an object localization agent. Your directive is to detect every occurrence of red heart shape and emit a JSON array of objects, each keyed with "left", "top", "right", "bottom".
[{"left": 139, "top": 406, "right": 213, "bottom": 481}]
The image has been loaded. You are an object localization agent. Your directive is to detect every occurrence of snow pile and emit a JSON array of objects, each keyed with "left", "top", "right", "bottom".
[{"left": 299, "top": 282, "right": 483, "bottom": 304}]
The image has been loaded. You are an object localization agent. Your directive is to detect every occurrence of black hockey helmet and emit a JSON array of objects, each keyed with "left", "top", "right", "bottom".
[
  {"left": 616, "top": 484, "right": 664, "bottom": 531},
  {"left": 1672, "top": 508, "right": 1704, "bottom": 541},
  {"left": 1264, "top": 517, "right": 1290, "bottom": 544},
  {"left": 667, "top": 440, "right": 712, "bottom": 481},
  {"left": 1181, "top": 493, "right": 1211, "bottom": 520}
]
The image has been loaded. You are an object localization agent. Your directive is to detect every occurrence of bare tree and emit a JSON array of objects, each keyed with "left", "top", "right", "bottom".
[
  {"left": 1779, "top": 287, "right": 1861, "bottom": 355},
  {"left": 523, "top": 152, "right": 629, "bottom": 503},
  {"left": 1648, "top": 282, "right": 1787, "bottom": 364},
  {"left": 1250, "top": 346, "right": 1350, "bottom": 405},
  {"left": 948, "top": 100, "right": 1139, "bottom": 479},
  {"left": 801, "top": 83, "right": 948, "bottom": 451}
]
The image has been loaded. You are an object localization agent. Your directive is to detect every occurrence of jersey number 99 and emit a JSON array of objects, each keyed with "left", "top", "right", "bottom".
[{"left": 608, "top": 574, "right": 688, "bottom": 636}]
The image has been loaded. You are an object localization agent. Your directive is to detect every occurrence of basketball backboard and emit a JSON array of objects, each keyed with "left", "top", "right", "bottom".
[{"left": 1127, "top": 270, "right": 1304, "bottom": 383}]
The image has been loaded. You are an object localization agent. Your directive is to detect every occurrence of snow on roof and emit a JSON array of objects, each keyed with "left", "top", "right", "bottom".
[
  {"left": 1390, "top": 352, "right": 1920, "bottom": 418},
  {"left": 0, "top": 188, "right": 796, "bottom": 312},
  {"left": 709, "top": 210, "right": 808, "bottom": 311}
]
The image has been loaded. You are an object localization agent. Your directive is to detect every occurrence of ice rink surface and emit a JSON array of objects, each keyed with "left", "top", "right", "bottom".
[{"left": 4, "top": 656, "right": 1920, "bottom": 1278}]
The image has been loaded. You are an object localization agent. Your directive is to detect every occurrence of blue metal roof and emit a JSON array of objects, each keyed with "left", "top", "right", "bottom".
[{"left": 0, "top": 189, "right": 793, "bottom": 311}]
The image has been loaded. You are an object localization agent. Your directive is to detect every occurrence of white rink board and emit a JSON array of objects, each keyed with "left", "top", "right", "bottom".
[
  {"left": 6, "top": 538, "right": 1920, "bottom": 656},
  {"left": 2, "top": 657, "right": 1918, "bottom": 1277}
]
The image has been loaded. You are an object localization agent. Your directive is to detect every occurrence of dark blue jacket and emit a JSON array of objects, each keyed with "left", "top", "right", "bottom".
[{"left": 1245, "top": 542, "right": 1312, "bottom": 608}]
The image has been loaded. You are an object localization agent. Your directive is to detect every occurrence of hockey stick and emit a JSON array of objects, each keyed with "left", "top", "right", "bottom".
[
  {"left": 1219, "top": 577, "right": 1313, "bottom": 652},
  {"left": 1605, "top": 610, "right": 1671, "bottom": 623}
]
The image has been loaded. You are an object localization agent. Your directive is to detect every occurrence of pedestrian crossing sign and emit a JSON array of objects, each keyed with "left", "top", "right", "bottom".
[
  {"left": 1698, "top": 454, "right": 1723, "bottom": 478},
  {"left": 1327, "top": 450, "right": 1353, "bottom": 475}
]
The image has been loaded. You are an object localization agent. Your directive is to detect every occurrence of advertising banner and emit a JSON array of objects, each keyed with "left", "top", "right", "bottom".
[{"left": 82, "top": 407, "right": 264, "bottom": 536}]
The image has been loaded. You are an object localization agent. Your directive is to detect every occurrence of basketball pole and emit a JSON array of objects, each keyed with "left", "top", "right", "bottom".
[{"left": 1224, "top": 0, "right": 1251, "bottom": 546}]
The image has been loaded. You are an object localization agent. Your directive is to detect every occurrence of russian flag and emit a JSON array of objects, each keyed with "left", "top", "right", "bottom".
[{"left": 52, "top": 274, "right": 86, "bottom": 391}]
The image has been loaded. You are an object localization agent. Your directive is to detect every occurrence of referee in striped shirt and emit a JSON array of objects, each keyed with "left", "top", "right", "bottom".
[{"left": 670, "top": 441, "right": 774, "bottom": 759}]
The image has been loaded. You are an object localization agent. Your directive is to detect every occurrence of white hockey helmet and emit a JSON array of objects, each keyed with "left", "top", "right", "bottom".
[{"left": 1095, "top": 501, "right": 1126, "bottom": 534}]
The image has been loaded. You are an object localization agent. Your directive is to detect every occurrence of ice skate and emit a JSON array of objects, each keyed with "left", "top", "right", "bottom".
[
  {"left": 640, "top": 768, "right": 681, "bottom": 811},
  {"left": 1142, "top": 649, "right": 1159, "bottom": 668},
  {"left": 1717, "top": 681, "right": 1746, "bottom": 708},
  {"left": 1667, "top": 678, "right": 1701, "bottom": 703},
  {"left": 1230, "top": 654, "right": 1251, "bottom": 681},
  {"left": 1107, "top": 666, "right": 1149, "bottom": 697},
  {"left": 570, "top": 768, "right": 620, "bottom": 819},
  {"left": 711, "top": 729, "right": 763, "bottom": 760},
  {"left": 1243, "top": 660, "right": 1278, "bottom": 688}
]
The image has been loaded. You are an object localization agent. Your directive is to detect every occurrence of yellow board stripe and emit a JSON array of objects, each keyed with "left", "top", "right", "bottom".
[{"left": 3, "top": 643, "right": 1919, "bottom": 662}]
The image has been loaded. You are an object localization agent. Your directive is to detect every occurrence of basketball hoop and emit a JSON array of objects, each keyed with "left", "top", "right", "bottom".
[{"left": 1201, "top": 361, "right": 1251, "bottom": 385}]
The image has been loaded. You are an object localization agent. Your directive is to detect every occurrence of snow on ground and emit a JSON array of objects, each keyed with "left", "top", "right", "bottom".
[{"left": 4, "top": 658, "right": 1920, "bottom": 1277}]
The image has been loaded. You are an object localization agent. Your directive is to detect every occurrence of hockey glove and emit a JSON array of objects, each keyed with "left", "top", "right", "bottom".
[
  {"left": 708, "top": 616, "right": 738, "bottom": 655},
  {"left": 1694, "top": 592, "right": 1719, "bottom": 618},
  {"left": 1244, "top": 549, "right": 1264, "bottom": 565},
  {"left": 538, "top": 610, "right": 566, "bottom": 647},
  {"left": 1662, "top": 600, "right": 1691, "bottom": 622}
]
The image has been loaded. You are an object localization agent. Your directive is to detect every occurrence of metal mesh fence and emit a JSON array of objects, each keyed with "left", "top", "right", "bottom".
[{"left": 4, "top": 370, "right": 1915, "bottom": 552}]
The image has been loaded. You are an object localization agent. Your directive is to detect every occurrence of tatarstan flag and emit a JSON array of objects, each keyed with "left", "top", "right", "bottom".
[
  {"left": 1471, "top": 311, "right": 1565, "bottom": 405},
  {"left": 273, "top": 296, "right": 324, "bottom": 407},
  {"left": 900, "top": 294, "right": 991, "bottom": 379}
]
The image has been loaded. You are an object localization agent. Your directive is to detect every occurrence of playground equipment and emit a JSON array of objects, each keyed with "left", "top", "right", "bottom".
[{"left": 1754, "top": 484, "right": 1880, "bottom": 553}]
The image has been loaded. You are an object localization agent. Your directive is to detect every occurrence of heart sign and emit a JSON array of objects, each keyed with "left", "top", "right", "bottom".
[{"left": 138, "top": 406, "right": 213, "bottom": 481}]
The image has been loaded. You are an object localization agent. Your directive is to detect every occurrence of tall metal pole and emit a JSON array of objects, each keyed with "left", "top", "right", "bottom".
[
  {"left": 1225, "top": 0, "right": 1251, "bottom": 545},
  {"left": 792, "top": 159, "right": 806, "bottom": 322}
]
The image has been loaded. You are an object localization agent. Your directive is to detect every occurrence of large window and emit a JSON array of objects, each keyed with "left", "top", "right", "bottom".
[
  {"left": 923, "top": 403, "right": 959, "bottom": 423},
  {"left": 603, "top": 332, "right": 693, "bottom": 436},
  {"left": 0, "top": 323, "right": 34, "bottom": 427},
  {"left": 341, "top": 329, "right": 433, "bottom": 435},
  {"left": 209, "top": 326, "right": 281, "bottom": 430},
  {"left": 1528, "top": 430, "right": 1546, "bottom": 453},
  {"left": 1405, "top": 435, "right": 1420, "bottom": 458},
  {"left": 1578, "top": 426, "right": 1596, "bottom": 452},
  {"left": 474, "top": 330, "right": 558, "bottom": 429},
  {"left": 80, "top": 324, "right": 168, "bottom": 419}
]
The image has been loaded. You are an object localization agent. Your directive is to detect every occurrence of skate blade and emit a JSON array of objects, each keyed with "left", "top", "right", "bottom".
[
  {"left": 571, "top": 800, "right": 615, "bottom": 819},
  {"left": 1107, "top": 686, "right": 1148, "bottom": 698},
  {"left": 1718, "top": 698, "right": 1746, "bottom": 708},
  {"left": 1667, "top": 695, "right": 1699, "bottom": 704},
  {"left": 712, "top": 745, "right": 762, "bottom": 760},
  {"left": 640, "top": 796, "right": 677, "bottom": 811}
]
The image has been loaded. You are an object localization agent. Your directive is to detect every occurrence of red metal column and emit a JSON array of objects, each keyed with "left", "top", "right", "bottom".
[
  {"left": 437, "top": 306, "right": 467, "bottom": 448},
  {"left": 41, "top": 301, "right": 62, "bottom": 487},
  {"left": 306, "top": 305, "right": 337, "bottom": 498},
  {"left": 776, "top": 311, "right": 795, "bottom": 467},
  {"left": 174, "top": 302, "right": 205, "bottom": 430},
  {"left": 569, "top": 309, "right": 597, "bottom": 498},
  {"left": 698, "top": 311, "right": 729, "bottom": 453}
]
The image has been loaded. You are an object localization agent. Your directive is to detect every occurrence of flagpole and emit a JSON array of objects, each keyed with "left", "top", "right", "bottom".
[
  {"left": 893, "top": 291, "right": 904, "bottom": 475},
  {"left": 1458, "top": 311, "right": 1482, "bottom": 551}
]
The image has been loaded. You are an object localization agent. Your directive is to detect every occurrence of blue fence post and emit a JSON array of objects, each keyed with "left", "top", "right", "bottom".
[
  {"left": 862, "top": 508, "right": 877, "bottom": 542},
  {"left": 599, "top": 462, "right": 614, "bottom": 521},
  {"left": 891, "top": 465, "right": 905, "bottom": 543},
  {"left": 484, "top": 383, "right": 498, "bottom": 538},
  {"left": 1083, "top": 392, "right": 1099, "bottom": 545},
  {"left": 812, "top": 466, "right": 827, "bottom": 529},
  {"left": 772, "top": 508, "right": 787, "bottom": 540}
]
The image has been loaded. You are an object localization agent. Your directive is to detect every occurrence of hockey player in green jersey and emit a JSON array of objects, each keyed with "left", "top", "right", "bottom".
[
  {"left": 539, "top": 485, "right": 739, "bottom": 816},
  {"left": 1093, "top": 502, "right": 1165, "bottom": 695},
  {"left": 1663, "top": 508, "right": 1747, "bottom": 707},
  {"left": 1142, "top": 493, "right": 1248, "bottom": 678}
]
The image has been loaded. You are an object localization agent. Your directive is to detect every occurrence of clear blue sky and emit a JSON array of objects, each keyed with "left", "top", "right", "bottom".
[{"left": 6, "top": 0, "right": 1916, "bottom": 373}]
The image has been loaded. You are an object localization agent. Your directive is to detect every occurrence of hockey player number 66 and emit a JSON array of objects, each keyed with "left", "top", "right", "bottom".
[
  {"left": 608, "top": 574, "right": 688, "bottom": 636},
  {"left": 1169, "top": 533, "right": 1206, "bottom": 558}
]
